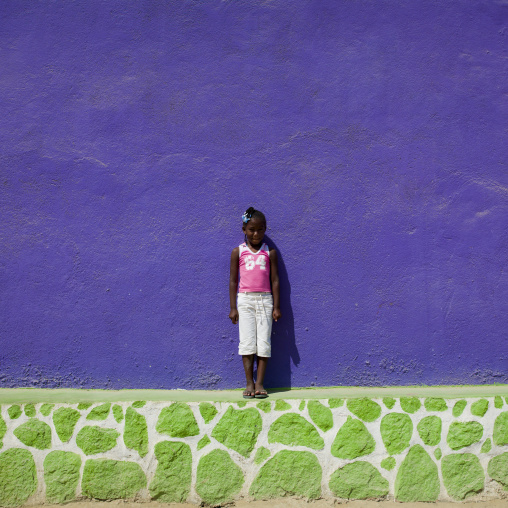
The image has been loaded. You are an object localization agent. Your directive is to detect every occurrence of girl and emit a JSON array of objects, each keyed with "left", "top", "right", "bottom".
[{"left": 229, "top": 207, "right": 281, "bottom": 399}]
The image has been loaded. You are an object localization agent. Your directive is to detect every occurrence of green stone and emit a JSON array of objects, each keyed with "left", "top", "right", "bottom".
[
  {"left": 381, "top": 457, "right": 396, "bottom": 470},
  {"left": 82, "top": 459, "right": 146, "bottom": 500},
  {"left": 383, "top": 397, "right": 396, "bottom": 409},
  {"left": 212, "top": 406, "right": 262, "bottom": 457},
  {"left": 493, "top": 411, "right": 508, "bottom": 446},
  {"left": 197, "top": 435, "right": 211, "bottom": 450},
  {"left": 299, "top": 401, "right": 306, "bottom": 411},
  {"left": 257, "top": 401, "right": 271, "bottom": 413},
  {"left": 329, "top": 461, "right": 388, "bottom": 499},
  {"left": 40, "top": 404, "right": 54, "bottom": 417},
  {"left": 196, "top": 450, "right": 244, "bottom": 505},
  {"left": 268, "top": 413, "right": 323, "bottom": 450},
  {"left": 199, "top": 402, "right": 217, "bottom": 423},
  {"left": 481, "top": 438, "right": 492, "bottom": 453},
  {"left": 112, "top": 404, "right": 123, "bottom": 423},
  {"left": 442, "top": 453, "right": 484, "bottom": 500},
  {"left": 0, "top": 448, "right": 37, "bottom": 507},
  {"left": 488, "top": 453, "right": 508, "bottom": 490},
  {"left": 149, "top": 441, "right": 192, "bottom": 502},
  {"left": 329, "top": 398, "right": 343, "bottom": 408},
  {"left": 76, "top": 426, "right": 119, "bottom": 455},
  {"left": 494, "top": 396, "right": 503, "bottom": 409},
  {"left": 124, "top": 407, "right": 148, "bottom": 458},
  {"left": 471, "top": 399, "right": 489, "bottom": 417},
  {"left": 14, "top": 418, "right": 51, "bottom": 449},
  {"left": 400, "top": 397, "right": 421, "bottom": 414},
  {"left": 274, "top": 399, "right": 291, "bottom": 411},
  {"left": 434, "top": 448, "right": 442, "bottom": 460},
  {"left": 447, "top": 421, "right": 483, "bottom": 450},
  {"left": 44, "top": 451, "right": 81, "bottom": 503},
  {"left": 417, "top": 415, "right": 442, "bottom": 446},
  {"left": 347, "top": 398, "right": 381, "bottom": 422},
  {"left": 380, "top": 413, "right": 412, "bottom": 455},
  {"left": 453, "top": 400, "right": 467, "bottom": 417},
  {"left": 307, "top": 400, "right": 333, "bottom": 432},
  {"left": 250, "top": 450, "right": 321, "bottom": 499},
  {"left": 87, "top": 403, "right": 111, "bottom": 421},
  {"left": 395, "top": 445, "right": 439, "bottom": 502},
  {"left": 132, "top": 401, "right": 146, "bottom": 408},
  {"left": 254, "top": 447, "right": 270, "bottom": 465},
  {"left": 331, "top": 417, "right": 375, "bottom": 459},
  {"left": 77, "top": 403, "right": 92, "bottom": 410},
  {"left": 0, "top": 414, "right": 6, "bottom": 447},
  {"left": 156, "top": 403, "right": 199, "bottom": 437},
  {"left": 237, "top": 401, "right": 247, "bottom": 408},
  {"left": 53, "top": 407, "right": 81, "bottom": 443},
  {"left": 24, "top": 404, "right": 35, "bottom": 417},
  {"left": 8, "top": 405, "right": 21, "bottom": 419},
  {"left": 424, "top": 397, "right": 447, "bottom": 412}
]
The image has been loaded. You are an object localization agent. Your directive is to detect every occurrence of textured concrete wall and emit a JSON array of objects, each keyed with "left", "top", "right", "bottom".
[
  {"left": 1, "top": 1, "right": 507, "bottom": 389},
  {"left": 1, "top": 396, "right": 508, "bottom": 505}
]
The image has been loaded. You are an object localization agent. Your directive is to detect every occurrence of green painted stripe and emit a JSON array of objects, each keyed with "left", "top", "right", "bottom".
[{"left": 0, "top": 385, "right": 506, "bottom": 403}]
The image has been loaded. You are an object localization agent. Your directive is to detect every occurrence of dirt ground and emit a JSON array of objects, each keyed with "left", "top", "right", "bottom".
[{"left": 35, "top": 499, "right": 508, "bottom": 508}]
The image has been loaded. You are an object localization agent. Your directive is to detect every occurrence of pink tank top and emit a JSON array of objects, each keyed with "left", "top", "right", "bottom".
[{"left": 238, "top": 243, "right": 271, "bottom": 293}]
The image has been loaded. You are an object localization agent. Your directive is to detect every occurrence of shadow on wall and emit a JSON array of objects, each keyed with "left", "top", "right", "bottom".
[{"left": 260, "top": 236, "right": 300, "bottom": 390}]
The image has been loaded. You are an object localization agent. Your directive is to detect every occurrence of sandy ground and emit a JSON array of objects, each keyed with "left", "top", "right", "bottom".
[{"left": 34, "top": 500, "right": 508, "bottom": 508}]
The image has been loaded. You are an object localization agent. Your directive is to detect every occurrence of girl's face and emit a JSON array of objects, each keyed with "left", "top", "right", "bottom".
[{"left": 243, "top": 218, "right": 266, "bottom": 247}]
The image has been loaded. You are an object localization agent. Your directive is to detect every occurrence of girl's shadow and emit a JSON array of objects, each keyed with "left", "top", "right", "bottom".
[{"left": 258, "top": 236, "right": 300, "bottom": 390}]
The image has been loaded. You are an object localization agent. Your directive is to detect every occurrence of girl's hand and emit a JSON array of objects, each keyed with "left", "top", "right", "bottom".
[
  {"left": 229, "top": 309, "right": 239, "bottom": 324},
  {"left": 272, "top": 308, "right": 282, "bottom": 322}
]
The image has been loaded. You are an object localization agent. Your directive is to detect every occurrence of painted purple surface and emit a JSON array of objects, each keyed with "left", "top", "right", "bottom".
[{"left": 1, "top": 1, "right": 507, "bottom": 389}]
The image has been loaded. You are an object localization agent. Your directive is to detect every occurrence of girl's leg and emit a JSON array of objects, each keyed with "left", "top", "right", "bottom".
[
  {"left": 255, "top": 356, "right": 268, "bottom": 395},
  {"left": 242, "top": 355, "right": 255, "bottom": 395},
  {"left": 238, "top": 293, "right": 257, "bottom": 397},
  {"left": 255, "top": 294, "right": 272, "bottom": 396}
]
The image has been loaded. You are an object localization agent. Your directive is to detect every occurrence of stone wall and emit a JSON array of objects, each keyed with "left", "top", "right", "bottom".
[{"left": 1, "top": 396, "right": 507, "bottom": 505}]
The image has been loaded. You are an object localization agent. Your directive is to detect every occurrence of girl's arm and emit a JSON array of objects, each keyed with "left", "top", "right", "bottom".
[
  {"left": 229, "top": 247, "right": 240, "bottom": 324},
  {"left": 269, "top": 248, "right": 281, "bottom": 322}
]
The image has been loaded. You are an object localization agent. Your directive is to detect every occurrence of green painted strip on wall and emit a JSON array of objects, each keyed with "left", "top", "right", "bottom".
[{"left": 0, "top": 385, "right": 506, "bottom": 404}]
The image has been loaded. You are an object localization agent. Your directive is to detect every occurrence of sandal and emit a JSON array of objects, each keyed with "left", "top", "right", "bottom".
[
  {"left": 255, "top": 390, "right": 268, "bottom": 399},
  {"left": 243, "top": 390, "right": 255, "bottom": 399}
]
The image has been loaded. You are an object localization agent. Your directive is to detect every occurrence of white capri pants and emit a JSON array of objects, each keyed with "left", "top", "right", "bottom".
[{"left": 237, "top": 292, "right": 273, "bottom": 357}]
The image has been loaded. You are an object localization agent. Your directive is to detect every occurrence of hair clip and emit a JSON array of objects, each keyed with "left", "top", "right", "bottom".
[{"left": 242, "top": 212, "right": 251, "bottom": 223}]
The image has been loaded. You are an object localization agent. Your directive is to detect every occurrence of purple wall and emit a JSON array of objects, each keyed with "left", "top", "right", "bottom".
[{"left": 1, "top": 1, "right": 507, "bottom": 389}]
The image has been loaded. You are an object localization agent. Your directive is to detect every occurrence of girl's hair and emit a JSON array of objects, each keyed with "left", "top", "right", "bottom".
[{"left": 242, "top": 207, "right": 266, "bottom": 226}]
